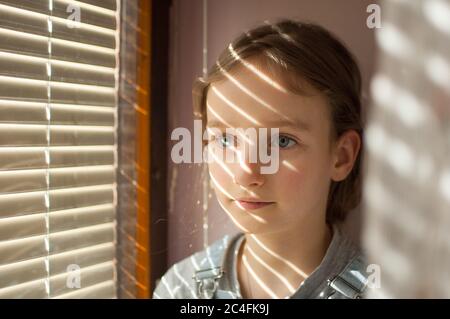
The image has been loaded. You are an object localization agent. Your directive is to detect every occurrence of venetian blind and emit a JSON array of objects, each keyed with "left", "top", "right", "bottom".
[{"left": 0, "top": 0, "right": 120, "bottom": 298}]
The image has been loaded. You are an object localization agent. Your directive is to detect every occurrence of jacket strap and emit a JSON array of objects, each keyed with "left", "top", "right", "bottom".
[
  {"left": 192, "top": 267, "right": 224, "bottom": 299},
  {"left": 327, "top": 255, "right": 368, "bottom": 299}
]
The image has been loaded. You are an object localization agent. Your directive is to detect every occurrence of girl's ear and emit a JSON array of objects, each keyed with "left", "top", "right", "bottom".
[{"left": 330, "top": 130, "right": 361, "bottom": 182}]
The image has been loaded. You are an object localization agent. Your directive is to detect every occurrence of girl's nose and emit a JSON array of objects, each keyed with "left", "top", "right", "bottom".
[{"left": 232, "top": 161, "right": 265, "bottom": 188}]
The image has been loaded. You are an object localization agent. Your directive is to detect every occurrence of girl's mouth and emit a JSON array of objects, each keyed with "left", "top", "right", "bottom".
[{"left": 235, "top": 199, "right": 275, "bottom": 210}]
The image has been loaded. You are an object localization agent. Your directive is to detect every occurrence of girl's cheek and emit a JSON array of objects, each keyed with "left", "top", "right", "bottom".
[
  {"left": 276, "top": 157, "right": 321, "bottom": 194},
  {"left": 208, "top": 164, "right": 230, "bottom": 204},
  {"left": 208, "top": 162, "right": 232, "bottom": 187},
  {"left": 278, "top": 167, "right": 306, "bottom": 192}
]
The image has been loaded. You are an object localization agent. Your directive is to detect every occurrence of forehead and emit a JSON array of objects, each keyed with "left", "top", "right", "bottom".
[{"left": 205, "top": 64, "right": 330, "bottom": 131}]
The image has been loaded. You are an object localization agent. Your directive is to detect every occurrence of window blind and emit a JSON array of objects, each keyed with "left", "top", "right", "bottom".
[{"left": 0, "top": 0, "right": 120, "bottom": 298}]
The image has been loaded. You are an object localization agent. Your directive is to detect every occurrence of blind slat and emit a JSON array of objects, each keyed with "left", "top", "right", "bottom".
[
  {"left": 0, "top": 51, "right": 115, "bottom": 86},
  {"left": 0, "top": 203, "right": 115, "bottom": 241},
  {"left": 53, "top": 280, "right": 115, "bottom": 298},
  {"left": 49, "top": 242, "right": 115, "bottom": 273},
  {"left": 0, "top": 214, "right": 46, "bottom": 242},
  {"left": 0, "top": 146, "right": 114, "bottom": 171},
  {"left": 50, "top": 204, "right": 115, "bottom": 232},
  {"left": 53, "top": 0, "right": 116, "bottom": 30},
  {"left": 52, "top": 17, "right": 116, "bottom": 49},
  {"left": 50, "top": 146, "right": 115, "bottom": 167},
  {"left": 0, "top": 191, "right": 45, "bottom": 218},
  {"left": 0, "top": 76, "right": 117, "bottom": 106},
  {"left": 0, "top": 259, "right": 46, "bottom": 290},
  {"left": 52, "top": 38, "right": 116, "bottom": 67},
  {"left": 78, "top": 0, "right": 117, "bottom": 11},
  {"left": 0, "top": 0, "right": 47, "bottom": 14},
  {"left": 0, "top": 101, "right": 115, "bottom": 126},
  {"left": 0, "top": 0, "right": 117, "bottom": 30},
  {"left": 0, "top": 124, "right": 115, "bottom": 147},
  {"left": 0, "top": 3, "right": 48, "bottom": 37},
  {"left": 50, "top": 185, "right": 115, "bottom": 211},
  {"left": 0, "top": 51, "right": 46, "bottom": 81},
  {"left": 0, "top": 3, "right": 116, "bottom": 49},
  {"left": 0, "top": 279, "right": 47, "bottom": 298},
  {"left": 0, "top": 28, "right": 116, "bottom": 67}
]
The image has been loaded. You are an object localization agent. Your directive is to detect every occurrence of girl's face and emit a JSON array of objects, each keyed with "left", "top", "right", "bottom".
[{"left": 205, "top": 62, "right": 341, "bottom": 235}]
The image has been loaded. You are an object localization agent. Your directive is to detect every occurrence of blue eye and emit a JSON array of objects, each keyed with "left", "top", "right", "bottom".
[
  {"left": 273, "top": 135, "right": 297, "bottom": 149},
  {"left": 217, "top": 134, "right": 234, "bottom": 148}
]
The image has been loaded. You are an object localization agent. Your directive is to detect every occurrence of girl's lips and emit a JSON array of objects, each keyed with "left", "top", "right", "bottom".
[{"left": 235, "top": 200, "right": 274, "bottom": 210}]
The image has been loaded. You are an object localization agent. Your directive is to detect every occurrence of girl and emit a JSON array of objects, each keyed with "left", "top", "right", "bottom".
[{"left": 153, "top": 19, "right": 368, "bottom": 299}]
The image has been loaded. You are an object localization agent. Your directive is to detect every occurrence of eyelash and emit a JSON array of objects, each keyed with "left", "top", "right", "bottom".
[
  {"left": 211, "top": 133, "right": 299, "bottom": 149},
  {"left": 273, "top": 134, "right": 298, "bottom": 149},
  {"left": 214, "top": 133, "right": 233, "bottom": 148}
]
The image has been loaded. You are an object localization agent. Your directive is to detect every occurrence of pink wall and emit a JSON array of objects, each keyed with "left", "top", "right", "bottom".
[{"left": 167, "top": 0, "right": 377, "bottom": 267}]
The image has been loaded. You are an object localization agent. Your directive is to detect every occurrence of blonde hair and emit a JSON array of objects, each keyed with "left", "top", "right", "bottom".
[{"left": 193, "top": 19, "right": 363, "bottom": 224}]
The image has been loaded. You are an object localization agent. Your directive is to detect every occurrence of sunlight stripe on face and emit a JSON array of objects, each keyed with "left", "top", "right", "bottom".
[
  {"left": 282, "top": 160, "right": 300, "bottom": 173},
  {"left": 211, "top": 86, "right": 262, "bottom": 126},
  {"left": 235, "top": 201, "right": 268, "bottom": 224},
  {"left": 208, "top": 145, "right": 236, "bottom": 178},
  {"left": 216, "top": 61, "right": 294, "bottom": 123},
  {"left": 210, "top": 173, "right": 250, "bottom": 232},
  {"left": 235, "top": 146, "right": 253, "bottom": 174},
  {"left": 207, "top": 103, "right": 233, "bottom": 127},
  {"left": 206, "top": 106, "right": 254, "bottom": 146},
  {"left": 237, "top": 184, "right": 258, "bottom": 197},
  {"left": 209, "top": 170, "right": 235, "bottom": 200},
  {"left": 209, "top": 172, "right": 265, "bottom": 227},
  {"left": 228, "top": 43, "right": 288, "bottom": 94}
]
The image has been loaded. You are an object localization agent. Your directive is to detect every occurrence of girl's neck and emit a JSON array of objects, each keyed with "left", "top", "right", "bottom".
[{"left": 238, "top": 218, "right": 332, "bottom": 298}]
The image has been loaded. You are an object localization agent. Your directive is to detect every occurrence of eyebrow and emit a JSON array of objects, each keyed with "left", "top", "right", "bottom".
[{"left": 206, "top": 118, "right": 311, "bottom": 132}]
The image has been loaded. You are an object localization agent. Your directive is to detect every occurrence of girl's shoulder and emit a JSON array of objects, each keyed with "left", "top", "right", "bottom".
[
  {"left": 152, "top": 233, "right": 242, "bottom": 299},
  {"left": 317, "top": 225, "right": 371, "bottom": 299},
  {"left": 293, "top": 225, "right": 370, "bottom": 299}
]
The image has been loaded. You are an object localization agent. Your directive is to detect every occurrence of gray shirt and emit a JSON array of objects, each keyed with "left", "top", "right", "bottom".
[{"left": 153, "top": 224, "right": 367, "bottom": 299}]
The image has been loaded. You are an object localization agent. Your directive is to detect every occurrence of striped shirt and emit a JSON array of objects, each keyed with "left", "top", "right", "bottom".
[{"left": 152, "top": 224, "right": 367, "bottom": 299}]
